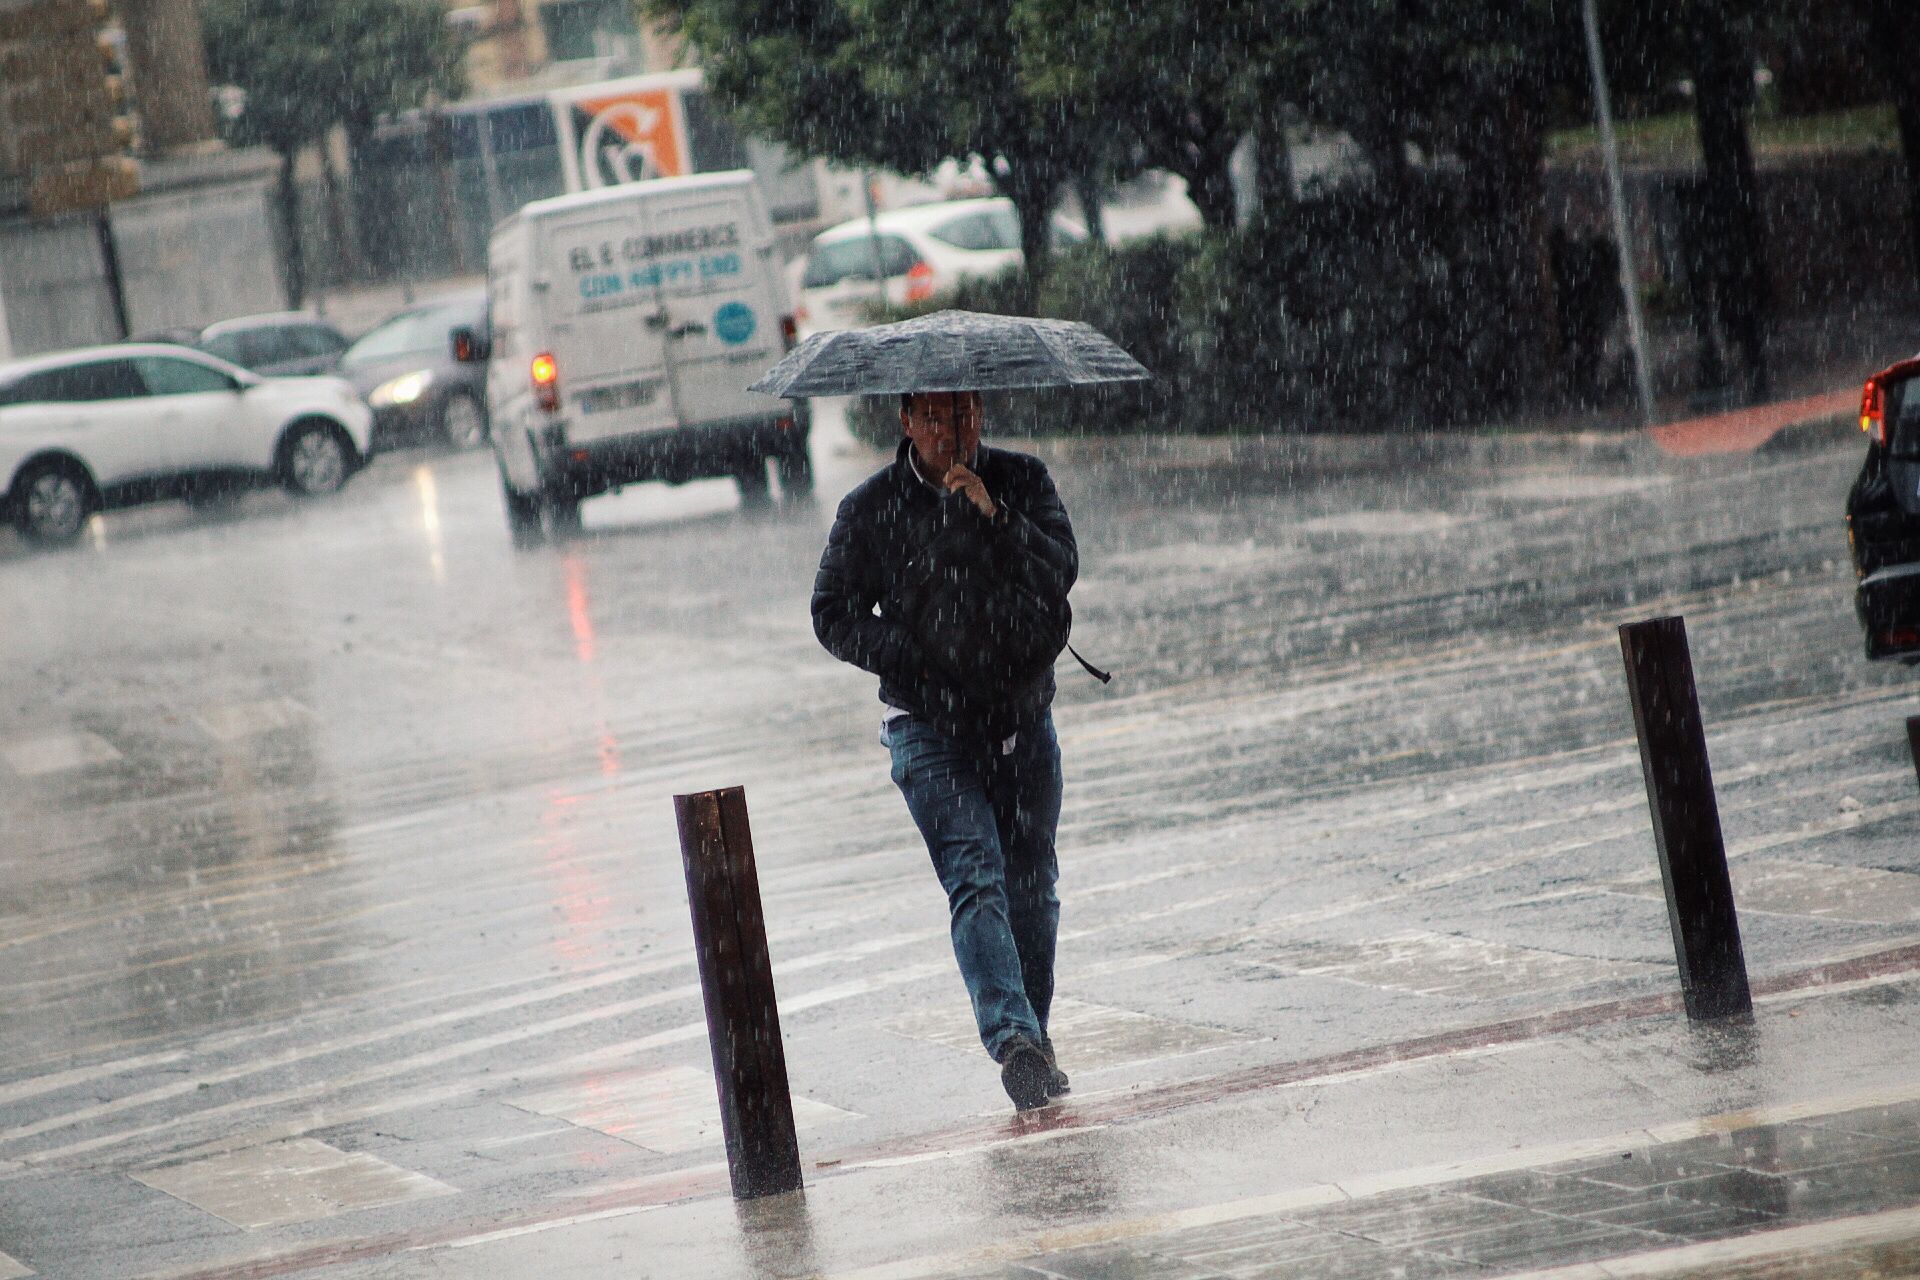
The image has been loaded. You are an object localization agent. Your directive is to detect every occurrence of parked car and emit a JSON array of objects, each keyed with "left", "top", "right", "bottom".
[
  {"left": 788, "top": 198, "right": 1086, "bottom": 336},
  {"left": 193, "top": 313, "right": 353, "bottom": 377},
  {"left": 1847, "top": 355, "right": 1920, "bottom": 660},
  {"left": 0, "top": 344, "right": 373, "bottom": 547},
  {"left": 339, "top": 290, "right": 491, "bottom": 450}
]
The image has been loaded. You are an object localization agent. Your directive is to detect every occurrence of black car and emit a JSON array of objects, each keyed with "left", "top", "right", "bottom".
[
  {"left": 1847, "top": 356, "right": 1920, "bottom": 661},
  {"left": 195, "top": 313, "right": 352, "bottom": 377},
  {"left": 339, "top": 290, "right": 490, "bottom": 450}
]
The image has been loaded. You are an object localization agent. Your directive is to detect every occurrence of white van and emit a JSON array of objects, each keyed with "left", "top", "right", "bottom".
[{"left": 466, "top": 171, "right": 809, "bottom": 541}]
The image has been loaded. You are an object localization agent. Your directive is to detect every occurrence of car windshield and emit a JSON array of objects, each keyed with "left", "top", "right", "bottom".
[
  {"left": 344, "top": 298, "right": 481, "bottom": 364},
  {"left": 803, "top": 235, "right": 918, "bottom": 288}
]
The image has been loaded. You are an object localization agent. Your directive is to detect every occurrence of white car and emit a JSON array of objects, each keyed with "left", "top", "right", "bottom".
[
  {"left": 0, "top": 343, "right": 374, "bottom": 547},
  {"left": 789, "top": 198, "right": 1085, "bottom": 336}
]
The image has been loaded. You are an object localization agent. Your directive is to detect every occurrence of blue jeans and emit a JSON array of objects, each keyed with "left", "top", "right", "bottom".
[{"left": 886, "top": 712, "right": 1062, "bottom": 1061}]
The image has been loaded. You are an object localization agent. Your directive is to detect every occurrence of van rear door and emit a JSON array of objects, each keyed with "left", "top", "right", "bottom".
[
  {"left": 642, "top": 185, "right": 784, "bottom": 429},
  {"left": 546, "top": 211, "right": 678, "bottom": 445}
]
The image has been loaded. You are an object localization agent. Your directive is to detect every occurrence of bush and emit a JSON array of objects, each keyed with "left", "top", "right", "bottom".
[
  {"left": 846, "top": 177, "right": 1555, "bottom": 441},
  {"left": 846, "top": 235, "right": 1201, "bottom": 447}
]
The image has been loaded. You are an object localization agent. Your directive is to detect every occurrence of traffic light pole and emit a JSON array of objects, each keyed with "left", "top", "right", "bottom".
[{"left": 95, "top": 209, "right": 129, "bottom": 339}]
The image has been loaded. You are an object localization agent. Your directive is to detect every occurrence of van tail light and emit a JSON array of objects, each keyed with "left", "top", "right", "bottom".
[
  {"left": 1862, "top": 377, "right": 1887, "bottom": 447},
  {"left": 780, "top": 314, "right": 798, "bottom": 351},
  {"left": 904, "top": 259, "right": 936, "bottom": 304},
  {"left": 531, "top": 352, "right": 560, "bottom": 413}
]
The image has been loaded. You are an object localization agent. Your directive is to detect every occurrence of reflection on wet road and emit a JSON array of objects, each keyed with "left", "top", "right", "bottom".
[{"left": 0, "top": 418, "right": 1914, "bottom": 1277}]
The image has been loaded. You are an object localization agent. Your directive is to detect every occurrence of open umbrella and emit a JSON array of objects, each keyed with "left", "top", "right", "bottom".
[{"left": 748, "top": 309, "right": 1150, "bottom": 398}]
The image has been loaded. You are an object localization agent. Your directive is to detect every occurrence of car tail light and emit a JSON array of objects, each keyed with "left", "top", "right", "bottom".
[
  {"left": 531, "top": 352, "right": 560, "bottom": 413},
  {"left": 780, "top": 314, "right": 798, "bottom": 351},
  {"left": 905, "top": 259, "right": 936, "bottom": 304},
  {"left": 1862, "top": 377, "right": 1887, "bottom": 447}
]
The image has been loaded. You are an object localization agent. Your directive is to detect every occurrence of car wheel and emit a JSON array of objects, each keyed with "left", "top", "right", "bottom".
[
  {"left": 439, "top": 392, "right": 488, "bottom": 451},
  {"left": 776, "top": 444, "right": 814, "bottom": 500},
  {"left": 735, "top": 458, "right": 773, "bottom": 509},
  {"left": 11, "top": 459, "right": 98, "bottom": 546},
  {"left": 503, "top": 472, "right": 545, "bottom": 548},
  {"left": 280, "top": 420, "right": 353, "bottom": 496}
]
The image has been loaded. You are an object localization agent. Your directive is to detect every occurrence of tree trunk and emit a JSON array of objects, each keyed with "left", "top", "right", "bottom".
[
  {"left": 1862, "top": 0, "right": 1920, "bottom": 306},
  {"left": 1466, "top": 96, "right": 1559, "bottom": 407},
  {"left": 995, "top": 158, "right": 1060, "bottom": 306},
  {"left": 1183, "top": 147, "right": 1240, "bottom": 233},
  {"left": 318, "top": 135, "right": 359, "bottom": 288},
  {"left": 1252, "top": 112, "right": 1295, "bottom": 228},
  {"left": 276, "top": 146, "right": 306, "bottom": 308},
  {"left": 1686, "top": 0, "right": 1771, "bottom": 401},
  {"left": 1073, "top": 167, "right": 1107, "bottom": 246}
]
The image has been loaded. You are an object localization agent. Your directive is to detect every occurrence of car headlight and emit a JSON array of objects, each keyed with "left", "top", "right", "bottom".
[{"left": 370, "top": 369, "right": 434, "bottom": 407}]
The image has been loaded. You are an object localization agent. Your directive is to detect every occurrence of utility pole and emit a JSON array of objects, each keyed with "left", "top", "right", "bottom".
[
  {"left": 1582, "top": 0, "right": 1658, "bottom": 427},
  {"left": 0, "top": 269, "right": 14, "bottom": 360}
]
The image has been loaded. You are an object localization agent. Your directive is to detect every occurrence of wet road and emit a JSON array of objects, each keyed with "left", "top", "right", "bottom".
[{"left": 0, "top": 409, "right": 1915, "bottom": 1278}]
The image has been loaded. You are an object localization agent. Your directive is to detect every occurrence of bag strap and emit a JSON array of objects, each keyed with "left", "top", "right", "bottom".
[{"left": 1068, "top": 643, "right": 1112, "bottom": 684}]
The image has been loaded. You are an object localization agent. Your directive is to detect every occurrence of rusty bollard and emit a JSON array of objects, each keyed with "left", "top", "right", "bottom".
[
  {"left": 674, "top": 786, "right": 803, "bottom": 1199},
  {"left": 1619, "top": 617, "right": 1753, "bottom": 1021},
  {"left": 1907, "top": 716, "right": 1920, "bottom": 791}
]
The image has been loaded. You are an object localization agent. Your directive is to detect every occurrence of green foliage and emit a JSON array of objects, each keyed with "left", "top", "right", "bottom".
[
  {"left": 847, "top": 178, "right": 1557, "bottom": 443},
  {"left": 647, "top": 0, "right": 1109, "bottom": 282},
  {"left": 202, "top": 0, "right": 465, "bottom": 155}
]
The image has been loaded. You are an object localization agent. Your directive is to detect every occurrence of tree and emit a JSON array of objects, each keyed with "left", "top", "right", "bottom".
[
  {"left": 1683, "top": 0, "right": 1771, "bottom": 399},
  {"left": 1278, "top": 0, "right": 1588, "bottom": 406},
  {"left": 202, "top": 0, "right": 462, "bottom": 300},
  {"left": 647, "top": 0, "right": 1108, "bottom": 290},
  {"left": 1852, "top": 0, "right": 1920, "bottom": 303},
  {"left": 1014, "top": 0, "right": 1286, "bottom": 233}
]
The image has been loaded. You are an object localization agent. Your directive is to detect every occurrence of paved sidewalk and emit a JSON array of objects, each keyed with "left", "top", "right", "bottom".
[
  {"left": 1645, "top": 390, "right": 1859, "bottom": 458},
  {"left": 154, "top": 959, "right": 1920, "bottom": 1280},
  {"left": 911, "top": 1088, "right": 1920, "bottom": 1280}
]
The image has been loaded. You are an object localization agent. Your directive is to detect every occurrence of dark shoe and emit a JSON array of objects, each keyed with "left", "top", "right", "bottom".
[
  {"left": 1040, "top": 1037, "right": 1070, "bottom": 1097},
  {"left": 999, "top": 1035, "right": 1051, "bottom": 1111}
]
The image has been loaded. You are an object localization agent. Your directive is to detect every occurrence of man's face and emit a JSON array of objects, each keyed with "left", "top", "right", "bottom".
[{"left": 901, "top": 391, "right": 982, "bottom": 480}]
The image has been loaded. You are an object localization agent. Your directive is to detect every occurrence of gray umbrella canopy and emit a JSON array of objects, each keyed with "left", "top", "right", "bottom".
[{"left": 748, "top": 309, "right": 1150, "bottom": 398}]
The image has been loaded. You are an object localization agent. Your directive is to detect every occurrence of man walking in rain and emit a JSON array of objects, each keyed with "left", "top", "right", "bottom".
[{"left": 812, "top": 389, "right": 1078, "bottom": 1111}]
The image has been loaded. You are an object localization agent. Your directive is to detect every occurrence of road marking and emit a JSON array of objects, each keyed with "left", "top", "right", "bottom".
[
  {"left": 0, "top": 731, "right": 120, "bottom": 776},
  {"left": 194, "top": 698, "right": 312, "bottom": 741},
  {"left": 1492, "top": 1204, "right": 1920, "bottom": 1279},
  {"left": 1238, "top": 930, "right": 1665, "bottom": 1000},
  {"left": 1610, "top": 858, "right": 1920, "bottom": 926},
  {"left": 0, "top": 1248, "right": 29, "bottom": 1279},
  {"left": 132, "top": 1138, "right": 455, "bottom": 1230},
  {"left": 509, "top": 1065, "right": 857, "bottom": 1154},
  {"left": 885, "top": 997, "right": 1249, "bottom": 1071},
  {"left": 822, "top": 1077, "right": 1920, "bottom": 1280},
  {"left": 437, "top": 1202, "right": 664, "bottom": 1250}
]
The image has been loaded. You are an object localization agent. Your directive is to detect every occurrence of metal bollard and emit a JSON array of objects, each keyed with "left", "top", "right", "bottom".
[
  {"left": 1908, "top": 717, "right": 1920, "bottom": 791},
  {"left": 1619, "top": 616, "right": 1753, "bottom": 1021},
  {"left": 674, "top": 785, "right": 804, "bottom": 1199}
]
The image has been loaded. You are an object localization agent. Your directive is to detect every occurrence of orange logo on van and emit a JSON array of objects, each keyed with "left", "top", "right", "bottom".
[{"left": 572, "top": 88, "right": 686, "bottom": 186}]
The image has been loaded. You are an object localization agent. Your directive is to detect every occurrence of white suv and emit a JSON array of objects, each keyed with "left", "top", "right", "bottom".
[
  {"left": 0, "top": 344, "right": 374, "bottom": 547},
  {"left": 789, "top": 198, "right": 1085, "bottom": 336}
]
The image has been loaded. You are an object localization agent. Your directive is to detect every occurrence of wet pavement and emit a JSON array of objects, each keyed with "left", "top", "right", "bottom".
[{"left": 0, "top": 402, "right": 1916, "bottom": 1278}]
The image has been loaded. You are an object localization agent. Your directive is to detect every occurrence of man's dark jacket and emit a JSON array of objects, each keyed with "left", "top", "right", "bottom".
[{"left": 813, "top": 439, "right": 1078, "bottom": 745}]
